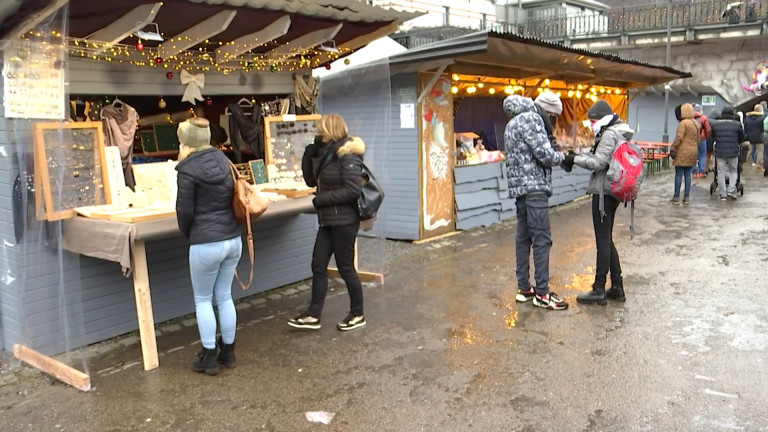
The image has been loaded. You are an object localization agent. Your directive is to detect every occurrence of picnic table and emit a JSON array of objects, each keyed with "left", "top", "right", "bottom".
[{"left": 635, "top": 141, "right": 671, "bottom": 174}]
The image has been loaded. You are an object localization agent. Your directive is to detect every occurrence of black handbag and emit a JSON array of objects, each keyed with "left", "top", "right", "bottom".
[{"left": 357, "top": 162, "right": 384, "bottom": 221}]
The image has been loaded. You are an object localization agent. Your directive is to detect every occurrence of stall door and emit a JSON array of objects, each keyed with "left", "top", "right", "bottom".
[{"left": 419, "top": 73, "right": 455, "bottom": 239}]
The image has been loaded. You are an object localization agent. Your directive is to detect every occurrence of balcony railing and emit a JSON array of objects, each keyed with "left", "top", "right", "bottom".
[{"left": 494, "top": 0, "right": 768, "bottom": 40}]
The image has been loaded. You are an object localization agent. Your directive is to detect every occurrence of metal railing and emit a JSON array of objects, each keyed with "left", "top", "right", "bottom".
[{"left": 497, "top": 0, "right": 768, "bottom": 40}]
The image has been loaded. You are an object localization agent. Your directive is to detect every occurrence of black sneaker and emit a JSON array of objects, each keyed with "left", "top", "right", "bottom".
[
  {"left": 287, "top": 314, "right": 321, "bottom": 330},
  {"left": 515, "top": 287, "right": 535, "bottom": 302},
  {"left": 532, "top": 292, "right": 569, "bottom": 310},
  {"left": 337, "top": 314, "right": 366, "bottom": 331}
]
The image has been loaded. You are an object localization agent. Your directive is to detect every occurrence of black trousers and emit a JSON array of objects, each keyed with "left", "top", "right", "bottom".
[
  {"left": 592, "top": 194, "right": 622, "bottom": 290},
  {"left": 306, "top": 222, "right": 363, "bottom": 317}
]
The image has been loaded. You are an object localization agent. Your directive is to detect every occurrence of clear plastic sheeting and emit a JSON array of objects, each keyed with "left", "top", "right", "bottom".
[
  {"left": 317, "top": 59, "right": 392, "bottom": 282},
  {"left": 0, "top": 4, "right": 91, "bottom": 386}
]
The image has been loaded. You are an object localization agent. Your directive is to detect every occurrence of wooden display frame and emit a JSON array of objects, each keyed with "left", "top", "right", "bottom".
[
  {"left": 33, "top": 121, "right": 111, "bottom": 221},
  {"left": 264, "top": 114, "right": 321, "bottom": 167}
]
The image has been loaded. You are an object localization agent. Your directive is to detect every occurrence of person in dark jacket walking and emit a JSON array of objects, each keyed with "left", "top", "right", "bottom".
[
  {"left": 504, "top": 94, "right": 568, "bottom": 311},
  {"left": 289, "top": 114, "right": 367, "bottom": 331},
  {"left": 743, "top": 104, "right": 765, "bottom": 166},
  {"left": 710, "top": 105, "right": 746, "bottom": 200},
  {"left": 562, "top": 100, "right": 634, "bottom": 305},
  {"left": 175, "top": 118, "right": 243, "bottom": 375}
]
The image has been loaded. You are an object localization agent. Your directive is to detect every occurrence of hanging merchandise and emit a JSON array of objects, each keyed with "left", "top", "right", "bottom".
[
  {"left": 227, "top": 102, "right": 263, "bottom": 160},
  {"left": 136, "top": 40, "right": 144, "bottom": 51},
  {"left": 166, "top": 71, "right": 174, "bottom": 80},
  {"left": 294, "top": 74, "right": 319, "bottom": 114},
  {"left": 158, "top": 98, "right": 166, "bottom": 109},
  {"left": 101, "top": 99, "right": 139, "bottom": 190},
  {"left": 180, "top": 69, "right": 205, "bottom": 105}
]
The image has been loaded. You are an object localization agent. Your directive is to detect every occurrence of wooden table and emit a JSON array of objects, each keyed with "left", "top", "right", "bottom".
[
  {"left": 636, "top": 141, "right": 671, "bottom": 174},
  {"left": 62, "top": 197, "right": 315, "bottom": 370}
]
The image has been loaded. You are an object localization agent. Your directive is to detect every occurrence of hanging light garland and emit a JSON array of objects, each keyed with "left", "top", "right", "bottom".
[{"left": 21, "top": 30, "right": 347, "bottom": 74}]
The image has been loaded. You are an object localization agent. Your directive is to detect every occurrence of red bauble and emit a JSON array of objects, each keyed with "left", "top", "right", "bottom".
[
  {"left": 154, "top": 56, "right": 164, "bottom": 65},
  {"left": 136, "top": 41, "right": 144, "bottom": 51},
  {"left": 205, "top": 98, "right": 213, "bottom": 106},
  {"left": 324, "top": 63, "right": 332, "bottom": 70},
  {"left": 166, "top": 71, "right": 174, "bottom": 80}
]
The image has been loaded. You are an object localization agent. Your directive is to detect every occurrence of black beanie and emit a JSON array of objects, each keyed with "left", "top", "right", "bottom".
[{"left": 587, "top": 100, "right": 613, "bottom": 120}]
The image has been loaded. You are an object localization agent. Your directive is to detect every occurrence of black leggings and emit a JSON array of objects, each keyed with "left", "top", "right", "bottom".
[
  {"left": 306, "top": 222, "right": 363, "bottom": 317},
  {"left": 592, "top": 194, "right": 622, "bottom": 290}
]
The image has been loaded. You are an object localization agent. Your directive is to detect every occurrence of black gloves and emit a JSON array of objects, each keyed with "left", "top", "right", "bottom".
[
  {"left": 562, "top": 151, "right": 576, "bottom": 172},
  {"left": 670, "top": 148, "right": 677, "bottom": 159}
]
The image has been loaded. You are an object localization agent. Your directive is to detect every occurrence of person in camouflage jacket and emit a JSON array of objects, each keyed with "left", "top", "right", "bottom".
[{"left": 503, "top": 95, "right": 568, "bottom": 311}]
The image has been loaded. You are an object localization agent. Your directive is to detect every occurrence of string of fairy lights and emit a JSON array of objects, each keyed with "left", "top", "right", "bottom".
[
  {"left": 450, "top": 74, "right": 625, "bottom": 101},
  {"left": 21, "top": 29, "right": 350, "bottom": 74}
]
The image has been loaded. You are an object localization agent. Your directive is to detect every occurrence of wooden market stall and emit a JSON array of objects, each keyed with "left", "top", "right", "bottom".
[
  {"left": 320, "top": 31, "right": 691, "bottom": 240},
  {"left": 0, "top": 0, "right": 419, "bottom": 380}
]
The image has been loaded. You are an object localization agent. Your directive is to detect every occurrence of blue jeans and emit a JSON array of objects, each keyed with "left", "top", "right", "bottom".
[
  {"left": 189, "top": 237, "right": 243, "bottom": 349},
  {"left": 673, "top": 166, "right": 692, "bottom": 199},
  {"left": 695, "top": 140, "right": 707, "bottom": 174}
]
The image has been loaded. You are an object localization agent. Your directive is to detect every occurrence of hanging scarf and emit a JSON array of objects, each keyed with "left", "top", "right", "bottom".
[{"left": 101, "top": 103, "right": 138, "bottom": 190}]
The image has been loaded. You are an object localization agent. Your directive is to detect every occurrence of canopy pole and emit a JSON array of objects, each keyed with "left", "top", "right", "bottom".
[{"left": 417, "top": 64, "right": 448, "bottom": 104}]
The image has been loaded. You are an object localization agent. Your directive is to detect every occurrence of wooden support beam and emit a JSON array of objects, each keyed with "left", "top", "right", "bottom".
[
  {"left": 417, "top": 64, "right": 448, "bottom": 103},
  {"left": 90, "top": 3, "right": 163, "bottom": 56},
  {"left": 131, "top": 240, "right": 159, "bottom": 371},
  {"left": 13, "top": 345, "right": 91, "bottom": 392},
  {"left": 0, "top": 0, "right": 68, "bottom": 51},
  {"left": 157, "top": 10, "right": 237, "bottom": 59},
  {"left": 339, "top": 21, "right": 399, "bottom": 52},
  {"left": 216, "top": 15, "right": 291, "bottom": 62},
  {"left": 268, "top": 24, "right": 343, "bottom": 57}
]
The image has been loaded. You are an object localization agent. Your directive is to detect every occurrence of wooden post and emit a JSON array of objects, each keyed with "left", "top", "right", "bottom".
[
  {"left": 131, "top": 240, "right": 159, "bottom": 370},
  {"left": 13, "top": 345, "right": 91, "bottom": 391}
]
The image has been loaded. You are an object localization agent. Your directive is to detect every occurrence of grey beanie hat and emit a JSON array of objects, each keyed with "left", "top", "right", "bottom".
[
  {"left": 177, "top": 117, "right": 211, "bottom": 148},
  {"left": 587, "top": 100, "right": 613, "bottom": 120},
  {"left": 534, "top": 92, "right": 563, "bottom": 115},
  {"left": 693, "top": 103, "right": 703, "bottom": 112}
]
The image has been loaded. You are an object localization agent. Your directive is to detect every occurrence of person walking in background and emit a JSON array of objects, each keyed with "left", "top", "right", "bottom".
[
  {"left": 289, "top": 114, "right": 367, "bottom": 331},
  {"left": 175, "top": 118, "right": 243, "bottom": 375},
  {"left": 503, "top": 94, "right": 568, "bottom": 311},
  {"left": 561, "top": 100, "right": 633, "bottom": 305},
  {"left": 670, "top": 103, "right": 700, "bottom": 205},
  {"left": 762, "top": 104, "right": 768, "bottom": 176},
  {"left": 743, "top": 104, "right": 765, "bottom": 167},
  {"left": 710, "top": 106, "right": 745, "bottom": 201},
  {"left": 706, "top": 109, "right": 720, "bottom": 174},
  {"left": 692, "top": 104, "right": 711, "bottom": 178}
]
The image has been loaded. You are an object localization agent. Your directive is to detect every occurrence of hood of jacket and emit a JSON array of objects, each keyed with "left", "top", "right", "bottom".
[
  {"left": 613, "top": 121, "right": 635, "bottom": 141},
  {"left": 336, "top": 136, "right": 366, "bottom": 157},
  {"left": 503, "top": 95, "right": 535, "bottom": 118},
  {"left": 679, "top": 103, "right": 694, "bottom": 120},
  {"left": 175, "top": 148, "right": 231, "bottom": 185},
  {"left": 746, "top": 110, "right": 764, "bottom": 117}
]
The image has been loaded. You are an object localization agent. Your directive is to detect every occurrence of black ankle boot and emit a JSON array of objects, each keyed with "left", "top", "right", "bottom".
[
  {"left": 576, "top": 288, "right": 607, "bottom": 305},
  {"left": 217, "top": 337, "right": 236, "bottom": 369},
  {"left": 191, "top": 347, "right": 219, "bottom": 375},
  {"left": 605, "top": 286, "right": 625, "bottom": 302}
]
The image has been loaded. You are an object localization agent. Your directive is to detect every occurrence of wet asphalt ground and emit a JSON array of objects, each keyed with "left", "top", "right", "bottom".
[{"left": 2, "top": 165, "right": 768, "bottom": 431}]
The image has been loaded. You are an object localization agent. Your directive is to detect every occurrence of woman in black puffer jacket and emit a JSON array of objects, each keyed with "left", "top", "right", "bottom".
[{"left": 288, "top": 114, "right": 367, "bottom": 332}]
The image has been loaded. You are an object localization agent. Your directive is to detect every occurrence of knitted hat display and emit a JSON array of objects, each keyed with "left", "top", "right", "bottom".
[
  {"left": 534, "top": 92, "right": 563, "bottom": 115},
  {"left": 177, "top": 117, "right": 211, "bottom": 148},
  {"left": 587, "top": 100, "right": 613, "bottom": 120}
]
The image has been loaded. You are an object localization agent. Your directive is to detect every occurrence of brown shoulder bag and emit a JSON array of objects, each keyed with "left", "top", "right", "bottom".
[{"left": 229, "top": 162, "right": 268, "bottom": 289}]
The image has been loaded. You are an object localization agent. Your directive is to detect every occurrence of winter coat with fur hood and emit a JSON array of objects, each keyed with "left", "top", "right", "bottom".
[
  {"left": 743, "top": 108, "right": 765, "bottom": 144},
  {"left": 672, "top": 103, "right": 700, "bottom": 167},
  {"left": 502, "top": 95, "right": 564, "bottom": 198},
  {"left": 302, "top": 136, "right": 365, "bottom": 227}
]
